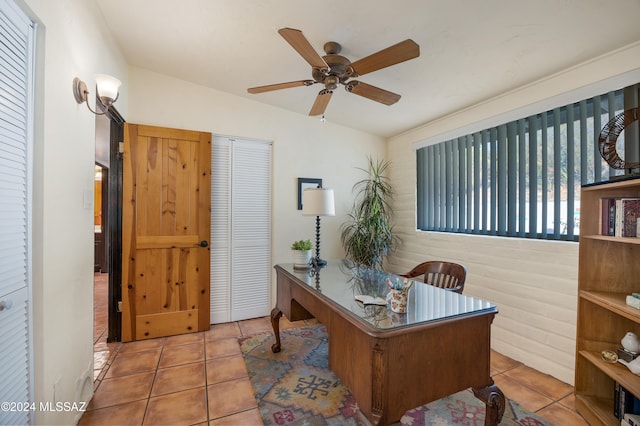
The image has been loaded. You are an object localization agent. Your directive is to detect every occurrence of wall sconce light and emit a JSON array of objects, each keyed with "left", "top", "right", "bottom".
[{"left": 73, "top": 74, "right": 121, "bottom": 115}]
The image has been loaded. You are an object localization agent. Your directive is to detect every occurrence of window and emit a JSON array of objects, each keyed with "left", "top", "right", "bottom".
[{"left": 416, "top": 84, "right": 640, "bottom": 241}]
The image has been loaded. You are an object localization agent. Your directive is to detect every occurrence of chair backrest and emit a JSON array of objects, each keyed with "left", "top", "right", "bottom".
[{"left": 400, "top": 261, "right": 467, "bottom": 294}]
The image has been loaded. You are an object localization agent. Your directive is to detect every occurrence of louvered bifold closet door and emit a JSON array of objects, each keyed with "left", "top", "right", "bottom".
[
  {"left": 210, "top": 137, "right": 272, "bottom": 323},
  {"left": 210, "top": 139, "right": 231, "bottom": 323},
  {"left": 0, "top": 1, "right": 35, "bottom": 425},
  {"left": 230, "top": 140, "right": 271, "bottom": 321}
]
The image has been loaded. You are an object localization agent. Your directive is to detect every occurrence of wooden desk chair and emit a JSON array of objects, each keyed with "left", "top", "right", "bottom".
[{"left": 399, "top": 261, "right": 467, "bottom": 294}]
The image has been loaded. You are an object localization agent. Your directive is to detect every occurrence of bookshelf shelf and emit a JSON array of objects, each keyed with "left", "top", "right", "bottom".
[
  {"left": 580, "top": 351, "right": 640, "bottom": 397},
  {"left": 582, "top": 235, "right": 640, "bottom": 245},
  {"left": 576, "top": 178, "right": 640, "bottom": 425}
]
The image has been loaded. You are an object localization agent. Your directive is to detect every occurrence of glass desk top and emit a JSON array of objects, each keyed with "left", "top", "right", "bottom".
[{"left": 277, "top": 259, "right": 497, "bottom": 330}]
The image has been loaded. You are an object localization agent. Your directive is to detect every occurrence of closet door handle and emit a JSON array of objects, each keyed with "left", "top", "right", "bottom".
[
  {"left": 0, "top": 299, "right": 12, "bottom": 311},
  {"left": 198, "top": 240, "right": 209, "bottom": 248}
]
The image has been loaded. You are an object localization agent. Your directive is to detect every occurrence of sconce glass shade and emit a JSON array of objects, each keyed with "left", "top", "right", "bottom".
[
  {"left": 302, "top": 188, "right": 335, "bottom": 217},
  {"left": 95, "top": 74, "right": 121, "bottom": 106},
  {"left": 73, "top": 73, "right": 121, "bottom": 114}
]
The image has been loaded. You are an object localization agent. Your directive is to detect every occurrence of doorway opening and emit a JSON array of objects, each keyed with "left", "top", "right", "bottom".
[
  {"left": 92, "top": 105, "right": 124, "bottom": 380},
  {"left": 94, "top": 163, "right": 109, "bottom": 344}
]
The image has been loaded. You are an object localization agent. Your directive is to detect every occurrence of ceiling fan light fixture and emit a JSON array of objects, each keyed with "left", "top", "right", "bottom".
[{"left": 325, "top": 75, "right": 339, "bottom": 91}]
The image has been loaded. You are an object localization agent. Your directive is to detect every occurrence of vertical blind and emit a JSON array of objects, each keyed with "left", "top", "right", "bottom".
[{"left": 417, "top": 84, "right": 639, "bottom": 241}]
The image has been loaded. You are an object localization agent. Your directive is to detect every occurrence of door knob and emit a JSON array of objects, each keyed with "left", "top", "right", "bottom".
[{"left": 199, "top": 240, "right": 209, "bottom": 248}]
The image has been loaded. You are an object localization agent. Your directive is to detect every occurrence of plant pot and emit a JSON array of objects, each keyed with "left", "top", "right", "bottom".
[{"left": 292, "top": 249, "right": 312, "bottom": 269}]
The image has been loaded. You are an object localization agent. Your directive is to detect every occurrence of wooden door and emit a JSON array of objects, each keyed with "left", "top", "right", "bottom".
[{"left": 122, "top": 124, "right": 211, "bottom": 341}]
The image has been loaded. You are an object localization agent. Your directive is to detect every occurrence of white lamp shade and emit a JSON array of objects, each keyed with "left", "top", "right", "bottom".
[
  {"left": 302, "top": 188, "right": 335, "bottom": 216},
  {"left": 95, "top": 74, "right": 121, "bottom": 101}
]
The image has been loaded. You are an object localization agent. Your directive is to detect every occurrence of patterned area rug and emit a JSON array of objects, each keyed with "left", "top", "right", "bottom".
[{"left": 239, "top": 325, "right": 552, "bottom": 426}]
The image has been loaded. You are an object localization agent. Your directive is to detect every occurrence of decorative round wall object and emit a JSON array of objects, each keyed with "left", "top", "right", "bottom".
[{"left": 598, "top": 107, "right": 640, "bottom": 170}]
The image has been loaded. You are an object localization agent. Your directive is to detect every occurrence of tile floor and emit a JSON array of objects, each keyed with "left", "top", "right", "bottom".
[{"left": 83, "top": 273, "right": 588, "bottom": 425}]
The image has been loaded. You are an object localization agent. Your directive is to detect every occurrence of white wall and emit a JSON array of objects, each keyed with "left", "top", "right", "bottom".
[
  {"left": 387, "top": 41, "right": 640, "bottom": 385},
  {"left": 126, "top": 67, "right": 385, "bottom": 301},
  {"left": 20, "top": 0, "right": 128, "bottom": 423}
]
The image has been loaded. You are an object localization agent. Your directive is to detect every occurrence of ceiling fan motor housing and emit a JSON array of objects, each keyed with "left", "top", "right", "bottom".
[{"left": 313, "top": 42, "right": 352, "bottom": 87}]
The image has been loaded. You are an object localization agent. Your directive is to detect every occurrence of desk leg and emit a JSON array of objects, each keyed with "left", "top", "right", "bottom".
[
  {"left": 473, "top": 383, "right": 505, "bottom": 426},
  {"left": 270, "top": 308, "right": 283, "bottom": 353}
]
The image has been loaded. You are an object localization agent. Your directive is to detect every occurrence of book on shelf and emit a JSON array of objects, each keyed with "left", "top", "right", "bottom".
[
  {"left": 601, "top": 197, "right": 640, "bottom": 237},
  {"left": 625, "top": 413, "right": 640, "bottom": 426},
  {"left": 602, "top": 197, "right": 616, "bottom": 236},
  {"left": 617, "top": 198, "right": 640, "bottom": 237},
  {"left": 615, "top": 382, "right": 640, "bottom": 420},
  {"left": 627, "top": 295, "right": 640, "bottom": 310}
]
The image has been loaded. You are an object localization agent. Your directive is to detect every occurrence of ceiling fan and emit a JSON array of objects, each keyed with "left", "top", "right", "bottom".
[{"left": 247, "top": 28, "right": 420, "bottom": 116}]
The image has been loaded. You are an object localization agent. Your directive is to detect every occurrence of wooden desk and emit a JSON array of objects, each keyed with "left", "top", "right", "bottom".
[{"left": 271, "top": 261, "right": 505, "bottom": 425}]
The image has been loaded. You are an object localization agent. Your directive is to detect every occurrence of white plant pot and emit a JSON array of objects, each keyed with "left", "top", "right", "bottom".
[{"left": 292, "top": 249, "right": 312, "bottom": 268}]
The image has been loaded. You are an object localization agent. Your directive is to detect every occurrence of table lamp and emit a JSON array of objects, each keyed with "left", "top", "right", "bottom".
[{"left": 302, "top": 188, "right": 335, "bottom": 267}]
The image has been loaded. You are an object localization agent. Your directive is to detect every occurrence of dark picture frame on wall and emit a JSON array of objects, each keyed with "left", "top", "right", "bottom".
[{"left": 297, "top": 178, "right": 323, "bottom": 210}]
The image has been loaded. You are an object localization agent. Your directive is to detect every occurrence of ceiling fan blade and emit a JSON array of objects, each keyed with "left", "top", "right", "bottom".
[
  {"left": 349, "top": 39, "right": 419, "bottom": 77},
  {"left": 248, "top": 80, "right": 315, "bottom": 94},
  {"left": 346, "top": 81, "right": 401, "bottom": 105},
  {"left": 278, "top": 28, "right": 328, "bottom": 71},
  {"left": 309, "top": 90, "right": 332, "bottom": 116}
]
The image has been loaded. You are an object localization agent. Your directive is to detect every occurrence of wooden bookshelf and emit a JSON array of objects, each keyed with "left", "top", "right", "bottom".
[{"left": 576, "top": 178, "right": 640, "bottom": 425}]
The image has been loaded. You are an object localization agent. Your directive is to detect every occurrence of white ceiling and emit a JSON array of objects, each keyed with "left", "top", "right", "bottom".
[{"left": 95, "top": 0, "right": 640, "bottom": 138}]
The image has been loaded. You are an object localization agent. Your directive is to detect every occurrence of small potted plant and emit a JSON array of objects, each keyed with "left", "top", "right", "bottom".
[{"left": 291, "top": 239, "right": 313, "bottom": 269}]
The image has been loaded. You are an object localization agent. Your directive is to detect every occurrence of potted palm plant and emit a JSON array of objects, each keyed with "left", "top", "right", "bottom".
[
  {"left": 291, "top": 239, "right": 313, "bottom": 269},
  {"left": 340, "top": 157, "right": 396, "bottom": 270}
]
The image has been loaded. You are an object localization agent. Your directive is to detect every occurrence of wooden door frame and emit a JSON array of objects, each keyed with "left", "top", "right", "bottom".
[{"left": 105, "top": 107, "right": 124, "bottom": 342}]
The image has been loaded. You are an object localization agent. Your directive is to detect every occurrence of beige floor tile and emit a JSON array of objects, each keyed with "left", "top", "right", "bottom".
[
  {"left": 93, "top": 351, "right": 110, "bottom": 371},
  {"left": 536, "top": 401, "right": 589, "bottom": 425},
  {"left": 558, "top": 392, "right": 578, "bottom": 411},
  {"left": 164, "top": 331, "right": 204, "bottom": 347},
  {"left": 503, "top": 365, "right": 573, "bottom": 400},
  {"left": 158, "top": 342, "right": 204, "bottom": 368},
  {"left": 238, "top": 317, "right": 272, "bottom": 336},
  {"left": 151, "top": 361, "right": 206, "bottom": 396},
  {"left": 206, "top": 337, "right": 242, "bottom": 359},
  {"left": 492, "top": 373, "right": 554, "bottom": 413},
  {"left": 143, "top": 387, "right": 208, "bottom": 425},
  {"left": 490, "top": 350, "right": 521, "bottom": 375},
  {"left": 93, "top": 338, "right": 119, "bottom": 353},
  {"left": 205, "top": 322, "right": 242, "bottom": 341},
  {"left": 117, "top": 338, "right": 165, "bottom": 354},
  {"left": 78, "top": 400, "right": 147, "bottom": 425},
  {"left": 208, "top": 377, "right": 258, "bottom": 419},
  {"left": 209, "top": 408, "right": 263, "bottom": 425},
  {"left": 206, "top": 355, "right": 248, "bottom": 384},
  {"left": 88, "top": 371, "right": 154, "bottom": 410},
  {"left": 105, "top": 349, "right": 161, "bottom": 378}
]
